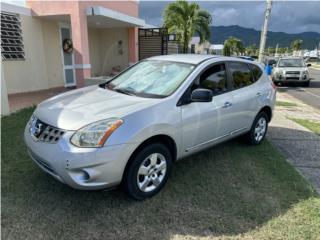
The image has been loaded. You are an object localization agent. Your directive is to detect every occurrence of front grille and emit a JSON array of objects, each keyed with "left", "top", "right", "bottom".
[
  {"left": 286, "top": 71, "right": 300, "bottom": 75},
  {"left": 29, "top": 115, "right": 65, "bottom": 143},
  {"left": 286, "top": 77, "right": 299, "bottom": 80}
]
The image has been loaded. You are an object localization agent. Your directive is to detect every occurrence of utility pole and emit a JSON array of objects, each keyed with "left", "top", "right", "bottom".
[
  {"left": 258, "top": 0, "right": 272, "bottom": 62},
  {"left": 275, "top": 43, "right": 279, "bottom": 57}
]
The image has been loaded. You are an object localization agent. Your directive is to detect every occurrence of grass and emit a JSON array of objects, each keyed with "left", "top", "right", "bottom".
[
  {"left": 288, "top": 117, "right": 320, "bottom": 135},
  {"left": 1, "top": 108, "right": 319, "bottom": 240},
  {"left": 276, "top": 101, "right": 298, "bottom": 107}
]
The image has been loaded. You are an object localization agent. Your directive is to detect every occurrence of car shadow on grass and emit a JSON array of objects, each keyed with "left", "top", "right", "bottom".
[{"left": 1, "top": 108, "right": 316, "bottom": 240}]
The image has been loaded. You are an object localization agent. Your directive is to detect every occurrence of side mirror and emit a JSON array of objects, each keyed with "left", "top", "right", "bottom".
[
  {"left": 272, "top": 64, "right": 276, "bottom": 67},
  {"left": 191, "top": 89, "right": 213, "bottom": 102},
  {"left": 307, "top": 63, "right": 311, "bottom": 67}
]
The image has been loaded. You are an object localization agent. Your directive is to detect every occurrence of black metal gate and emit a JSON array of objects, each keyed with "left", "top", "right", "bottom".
[{"left": 138, "top": 28, "right": 179, "bottom": 60}]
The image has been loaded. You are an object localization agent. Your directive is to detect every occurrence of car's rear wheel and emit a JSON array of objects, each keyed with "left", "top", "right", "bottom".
[
  {"left": 123, "top": 143, "right": 172, "bottom": 200},
  {"left": 246, "top": 111, "right": 269, "bottom": 145}
]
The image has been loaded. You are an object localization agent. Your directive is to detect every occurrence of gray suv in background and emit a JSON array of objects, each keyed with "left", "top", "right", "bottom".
[
  {"left": 272, "top": 58, "right": 311, "bottom": 86},
  {"left": 24, "top": 55, "right": 276, "bottom": 200}
]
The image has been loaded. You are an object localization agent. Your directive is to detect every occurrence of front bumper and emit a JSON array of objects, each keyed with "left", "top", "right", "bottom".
[
  {"left": 272, "top": 73, "right": 309, "bottom": 82},
  {"left": 24, "top": 126, "right": 136, "bottom": 190}
]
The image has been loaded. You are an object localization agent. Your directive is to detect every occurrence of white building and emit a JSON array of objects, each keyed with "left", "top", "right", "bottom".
[
  {"left": 209, "top": 44, "right": 224, "bottom": 55},
  {"left": 189, "top": 37, "right": 211, "bottom": 54}
]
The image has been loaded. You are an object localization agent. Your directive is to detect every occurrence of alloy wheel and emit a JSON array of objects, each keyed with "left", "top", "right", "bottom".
[
  {"left": 254, "top": 117, "right": 267, "bottom": 142},
  {"left": 137, "top": 153, "right": 167, "bottom": 192}
]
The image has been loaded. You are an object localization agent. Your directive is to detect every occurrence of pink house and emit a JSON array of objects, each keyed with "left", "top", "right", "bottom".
[{"left": 1, "top": 1, "right": 148, "bottom": 114}]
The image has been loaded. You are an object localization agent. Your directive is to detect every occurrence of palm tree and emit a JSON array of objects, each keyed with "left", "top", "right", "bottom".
[
  {"left": 163, "top": 0, "right": 212, "bottom": 53},
  {"left": 246, "top": 44, "right": 258, "bottom": 56},
  {"left": 291, "top": 39, "right": 303, "bottom": 51},
  {"left": 223, "top": 37, "right": 244, "bottom": 56}
]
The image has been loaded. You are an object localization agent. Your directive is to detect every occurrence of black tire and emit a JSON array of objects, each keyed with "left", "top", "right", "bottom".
[
  {"left": 245, "top": 111, "right": 269, "bottom": 145},
  {"left": 123, "top": 143, "right": 172, "bottom": 200},
  {"left": 302, "top": 81, "right": 310, "bottom": 87}
]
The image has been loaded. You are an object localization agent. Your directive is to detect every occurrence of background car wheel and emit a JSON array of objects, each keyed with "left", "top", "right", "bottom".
[
  {"left": 123, "top": 143, "right": 172, "bottom": 200},
  {"left": 246, "top": 111, "right": 269, "bottom": 145}
]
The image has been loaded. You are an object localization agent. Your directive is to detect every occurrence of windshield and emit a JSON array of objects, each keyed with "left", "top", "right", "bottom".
[
  {"left": 278, "top": 59, "right": 305, "bottom": 67},
  {"left": 105, "top": 60, "right": 195, "bottom": 98}
]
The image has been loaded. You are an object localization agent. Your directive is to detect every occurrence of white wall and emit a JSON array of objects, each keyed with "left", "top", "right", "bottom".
[
  {"left": 1, "top": 61, "right": 10, "bottom": 115},
  {"left": 42, "top": 20, "right": 64, "bottom": 88},
  {"left": 88, "top": 28, "right": 102, "bottom": 76},
  {"left": 2, "top": 15, "right": 64, "bottom": 94},
  {"left": 88, "top": 27, "right": 129, "bottom": 77}
]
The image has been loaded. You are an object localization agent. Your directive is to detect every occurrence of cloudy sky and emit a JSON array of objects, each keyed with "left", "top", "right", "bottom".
[{"left": 139, "top": 1, "right": 320, "bottom": 33}]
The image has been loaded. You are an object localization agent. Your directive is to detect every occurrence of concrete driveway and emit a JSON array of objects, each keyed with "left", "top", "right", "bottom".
[{"left": 268, "top": 92, "right": 320, "bottom": 194}]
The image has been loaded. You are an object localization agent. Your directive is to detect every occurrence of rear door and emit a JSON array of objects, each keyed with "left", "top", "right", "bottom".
[{"left": 226, "top": 61, "right": 259, "bottom": 132}]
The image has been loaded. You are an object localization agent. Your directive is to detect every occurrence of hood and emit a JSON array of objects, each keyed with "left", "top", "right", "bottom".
[{"left": 35, "top": 86, "right": 160, "bottom": 130}]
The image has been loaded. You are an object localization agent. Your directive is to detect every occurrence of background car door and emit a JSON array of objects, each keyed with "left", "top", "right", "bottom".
[
  {"left": 181, "top": 63, "right": 234, "bottom": 152},
  {"left": 226, "top": 61, "right": 259, "bottom": 132}
]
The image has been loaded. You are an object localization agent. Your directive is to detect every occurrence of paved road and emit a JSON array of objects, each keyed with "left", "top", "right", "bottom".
[{"left": 277, "top": 68, "right": 320, "bottom": 109}]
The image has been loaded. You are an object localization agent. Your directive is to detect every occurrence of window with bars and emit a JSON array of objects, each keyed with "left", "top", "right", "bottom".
[{"left": 1, "top": 12, "right": 25, "bottom": 60}]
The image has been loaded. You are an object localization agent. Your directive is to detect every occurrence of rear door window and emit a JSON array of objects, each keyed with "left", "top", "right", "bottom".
[{"left": 228, "top": 62, "right": 254, "bottom": 89}]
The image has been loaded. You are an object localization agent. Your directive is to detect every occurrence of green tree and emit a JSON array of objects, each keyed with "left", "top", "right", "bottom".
[
  {"left": 291, "top": 39, "right": 303, "bottom": 51},
  {"left": 163, "top": 0, "right": 212, "bottom": 53},
  {"left": 246, "top": 44, "right": 258, "bottom": 56},
  {"left": 277, "top": 47, "right": 287, "bottom": 54},
  {"left": 223, "top": 37, "right": 244, "bottom": 56}
]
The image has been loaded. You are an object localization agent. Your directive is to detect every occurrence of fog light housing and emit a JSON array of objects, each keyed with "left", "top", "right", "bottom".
[{"left": 75, "top": 170, "right": 90, "bottom": 181}]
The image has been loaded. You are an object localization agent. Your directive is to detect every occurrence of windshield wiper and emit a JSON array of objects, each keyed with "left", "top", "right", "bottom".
[{"left": 114, "top": 88, "right": 135, "bottom": 96}]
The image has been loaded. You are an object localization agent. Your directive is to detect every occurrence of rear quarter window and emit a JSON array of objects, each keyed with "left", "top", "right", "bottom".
[{"left": 250, "top": 64, "right": 263, "bottom": 82}]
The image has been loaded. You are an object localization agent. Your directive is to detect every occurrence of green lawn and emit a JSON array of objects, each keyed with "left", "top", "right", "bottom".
[
  {"left": 1, "top": 108, "right": 319, "bottom": 240},
  {"left": 276, "top": 101, "right": 298, "bottom": 107},
  {"left": 288, "top": 117, "right": 320, "bottom": 135}
]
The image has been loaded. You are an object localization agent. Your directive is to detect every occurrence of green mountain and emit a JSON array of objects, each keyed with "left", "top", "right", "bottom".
[{"left": 210, "top": 25, "right": 320, "bottom": 50}]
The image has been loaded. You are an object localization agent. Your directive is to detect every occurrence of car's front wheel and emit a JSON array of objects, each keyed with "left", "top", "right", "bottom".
[
  {"left": 246, "top": 111, "right": 269, "bottom": 145},
  {"left": 123, "top": 143, "right": 172, "bottom": 200}
]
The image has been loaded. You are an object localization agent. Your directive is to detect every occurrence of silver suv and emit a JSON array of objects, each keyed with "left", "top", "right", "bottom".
[
  {"left": 272, "top": 58, "right": 311, "bottom": 86},
  {"left": 24, "top": 55, "right": 276, "bottom": 200}
]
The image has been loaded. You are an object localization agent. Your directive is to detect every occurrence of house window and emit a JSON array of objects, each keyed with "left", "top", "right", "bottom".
[{"left": 1, "top": 12, "right": 25, "bottom": 60}]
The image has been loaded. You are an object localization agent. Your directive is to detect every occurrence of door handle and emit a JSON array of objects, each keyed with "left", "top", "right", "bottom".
[
  {"left": 256, "top": 92, "right": 262, "bottom": 97},
  {"left": 222, "top": 102, "right": 232, "bottom": 108}
]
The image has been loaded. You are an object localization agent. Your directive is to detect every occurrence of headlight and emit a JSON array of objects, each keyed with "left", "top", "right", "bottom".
[
  {"left": 70, "top": 118, "right": 123, "bottom": 148},
  {"left": 275, "top": 69, "right": 283, "bottom": 75},
  {"left": 302, "top": 70, "right": 308, "bottom": 75}
]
